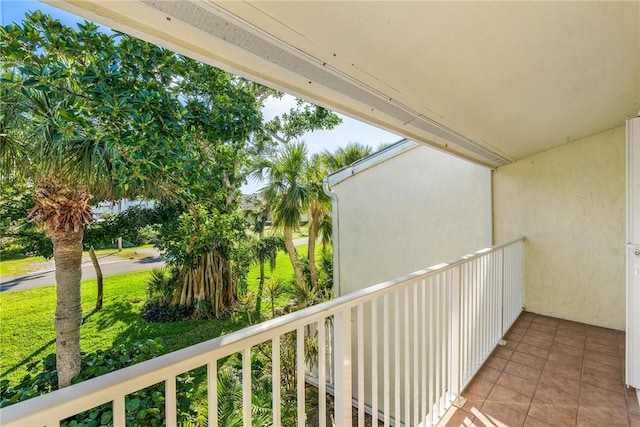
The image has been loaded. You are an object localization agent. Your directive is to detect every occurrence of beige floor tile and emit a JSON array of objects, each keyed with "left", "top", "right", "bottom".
[
  {"left": 510, "top": 351, "right": 546, "bottom": 371},
  {"left": 485, "top": 385, "right": 532, "bottom": 414},
  {"left": 479, "top": 401, "right": 527, "bottom": 427},
  {"left": 528, "top": 401, "right": 577, "bottom": 426},
  {"left": 458, "top": 313, "right": 636, "bottom": 427},
  {"left": 553, "top": 333, "right": 585, "bottom": 349},
  {"left": 503, "top": 360, "right": 543, "bottom": 382},
  {"left": 495, "top": 372, "right": 538, "bottom": 398},
  {"left": 516, "top": 342, "right": 549, "bottom": 360},
  {"left": 577, "top": 405, "right": 630, "bottom": 427},
  {"left": 485, "top": 354, "right": 509, "bottom": 372}
]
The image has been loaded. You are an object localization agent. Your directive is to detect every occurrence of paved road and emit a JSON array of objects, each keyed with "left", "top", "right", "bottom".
[
  {"left": 0, "top": 238, "right": 311, "bottom": 293},
  {"left": 0, "top": 250, "right": 165, "bottom": 293}
]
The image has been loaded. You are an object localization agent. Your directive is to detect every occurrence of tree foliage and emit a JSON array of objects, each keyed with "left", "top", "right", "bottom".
[{"left": 0, "top": 11, "right": 262, "bottom": 386}]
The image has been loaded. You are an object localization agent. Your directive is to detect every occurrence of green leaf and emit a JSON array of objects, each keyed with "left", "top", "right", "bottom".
[
  {"left": 100, "top": 411, "right": 113, "bottom": 424},
  {"left": 126, "top": 398, "right": 140, "bottom": 411}
]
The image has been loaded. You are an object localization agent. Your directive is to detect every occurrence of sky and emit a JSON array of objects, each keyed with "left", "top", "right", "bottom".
[{"left": 1, "top": 0, "right": 401, "bottom": 193}]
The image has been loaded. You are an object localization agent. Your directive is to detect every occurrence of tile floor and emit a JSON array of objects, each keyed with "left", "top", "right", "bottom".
[{"left": 439, "top": 312, "right": 640, "bottom": 427}]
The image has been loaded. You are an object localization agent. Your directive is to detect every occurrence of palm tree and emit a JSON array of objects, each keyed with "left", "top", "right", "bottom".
[
  {"left": 306, "top": 155, "right": 332, "bottom": 290},
  {"left": 254, "top": 142, "right": 310, "bottom": 289},
  {"left": 7, "top": 86, "right": 117, "bottom": 387},
  {"left": 310, "top": 142, "right": 374, "bottom": 270},
  {"left": 319, "top": 142, "right": 373, "bottom": 171}
]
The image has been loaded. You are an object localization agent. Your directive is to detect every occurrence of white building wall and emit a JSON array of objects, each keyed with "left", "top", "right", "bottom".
[
  {"left": 328, "top": 143, "right": 490, "bottom": 422},
  {"left": 494, "top": 126, "right": 626, "bottom": 330},
  {"left": 331, "top": 144, "right": 491, "bottom": 296}
]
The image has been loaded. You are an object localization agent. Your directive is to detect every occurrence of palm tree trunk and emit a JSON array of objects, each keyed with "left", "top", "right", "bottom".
[
  {"left": 259, "top": 260, "right": 265, "bottom": 285},
  {"left": 308, "top": 209, "right": 320, "bottom": 290},
  {"left": 88, "top": 245, "right": 103, "bottom": 310},
  {"left": 51, "top": 229, "right": 83, "bottom": 388},
  {"left": 284, "top": 226, "right": 305, "bottom": 288}
]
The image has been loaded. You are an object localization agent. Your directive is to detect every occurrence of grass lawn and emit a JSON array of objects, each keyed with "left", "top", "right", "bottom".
[
  {"left": 262, "top": 224, "right": 309, "bottom": 240},
  {"left": 0, "top": 245, "right": 155, "bottom": 277},
  {"left": 0, "top": 256, "right": 47, "bottom": 277},
  {"left": 93, "top": 244, "right": 155, "bottom": 259},
  {"left": 0, "top": 243, "right": 322, "bottom": 386}
]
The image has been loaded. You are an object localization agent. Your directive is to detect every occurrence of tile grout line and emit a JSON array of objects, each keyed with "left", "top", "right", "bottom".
[
  {"left": 521, "top": 313, "right": 546, "bottom": 427},
  {"left": 573, "top": 322, "right": 587, "bottom": 427}
]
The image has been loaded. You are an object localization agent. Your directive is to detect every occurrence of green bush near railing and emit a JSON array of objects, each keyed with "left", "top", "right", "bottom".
[{"left": 0, "top": 338, "right": 197, "bottom": 426}]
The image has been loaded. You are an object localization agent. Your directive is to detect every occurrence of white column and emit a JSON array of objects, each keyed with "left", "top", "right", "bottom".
[{"left": 626, "top": 117, "right": 640, "bottom": 391}]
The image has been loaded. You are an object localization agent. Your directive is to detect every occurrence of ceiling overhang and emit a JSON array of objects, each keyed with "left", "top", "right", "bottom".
[{"left": 44, "top": 1, "right": 640, "bottom": 169}]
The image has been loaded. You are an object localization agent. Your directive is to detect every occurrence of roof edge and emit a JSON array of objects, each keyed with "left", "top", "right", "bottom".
[{"left": 326, "top": 138, "right": 420, "bottom": 187}]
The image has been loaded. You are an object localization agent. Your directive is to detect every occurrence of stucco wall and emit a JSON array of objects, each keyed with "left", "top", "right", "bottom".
[
  {"left": 493, "top": 126, "right": 626, "bottom": 330},
  {"left": 332, "top": 144, "right": 490, "bottom": 295}
]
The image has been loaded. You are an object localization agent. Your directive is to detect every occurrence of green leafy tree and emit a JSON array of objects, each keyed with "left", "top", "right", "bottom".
[
  {"left": 153, "top": 59, "right": 262, "bottom": 317},
  {"left": 261, "top": 99, "right": 342, "bottom": 147},
  {"left": 0, "top": 12, "right": 261, "bottom": 386}
]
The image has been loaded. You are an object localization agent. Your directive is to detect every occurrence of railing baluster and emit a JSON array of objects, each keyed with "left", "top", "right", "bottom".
[
  {"left": 489, "top": 253, "right": 494, "bottom": 343},
  {"left": 318, "top": 320, "right": 326, "bottom": 427},
  {"left": 404, "top": 286, "right": 411, "bottom": 425},
  {"left": 371, "top": 299, "right": 378, "bottom": 425},
  {"left": 413, "top": 283, "right": 419, "bottom": 427},
  {"left": 242, "top": 348, "right": 251, "bottom": 427},
  {"left": 421, "top": 280, "right": 427, "bottom": 425},
  {"left": 166, "top": 376, "right": 177, "bottom": 427},
  {"left": 394, "top": 292, "right": 400, "bottom": 424},
  {"left": 452, "top": 266, "right": 461, "bottom": 402},
  {"left": 442, "top": 273, "right": 448, "bottom": 411},
  {"left": 428, "top": 277, "right": 434, "bottom": 426},
  {"left": 334, "top": 309, "right": 352, "bottom": 427},
  {"left": 208, "top": 361, "right": 218, "bottom": 427},
  {"left": 474, "top": 258, "right": 479, "bottom": 368},
  {"left": 383, "top": 294, "right": 390, "bottom": 427},
  {"left": 435, "top": 274, "right": 441, "bottom": 418},
  {"left": 479, "top": 256, "right": 485, "bottom": 356},
  {"left": 272, "top": 337, "right": 281, "bottom": 427},
  {"left": 461, "top": 264, "right": 467, "bottom": 384},
  {"left": 498, "top": 253, "right": 501, "bottom": 335},
  {"left": 357, "top": 304, "right": 365, "bottom": 427},
  {"left": 296, "top": 327, "right": 305, "bottom": 427},
  {"left": 113, "top": 396, "right": 125, "bottom": 427}
]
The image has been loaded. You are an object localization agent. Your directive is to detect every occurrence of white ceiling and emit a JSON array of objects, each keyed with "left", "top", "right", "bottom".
[{"left": 49, "top": 1, "right": 639, "bottom": 168}]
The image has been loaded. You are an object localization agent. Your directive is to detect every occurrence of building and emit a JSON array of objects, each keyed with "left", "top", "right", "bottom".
[
  {"left": 92, "top": 199, "right": 156, "bottom": 221},
  {"left": 326, "top": 138, "right": 491, "bottom": 296}
]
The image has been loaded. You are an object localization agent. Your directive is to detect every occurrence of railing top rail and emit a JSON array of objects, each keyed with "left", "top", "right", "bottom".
[{"left": 0, "top": 237, "right": 524, "bottom": 425}]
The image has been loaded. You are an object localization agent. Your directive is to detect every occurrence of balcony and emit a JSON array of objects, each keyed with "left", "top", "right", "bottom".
[
  {"left": 1, "top": 238, "right": 638, "bottom": 426},
  {"left": 441, "top": 312, "right": 640, "bottom": 426}
]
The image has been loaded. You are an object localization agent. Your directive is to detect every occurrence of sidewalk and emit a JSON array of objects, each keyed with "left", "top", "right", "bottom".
[{"left": 0, "top": 248, "right": 164, "bottom": 293}]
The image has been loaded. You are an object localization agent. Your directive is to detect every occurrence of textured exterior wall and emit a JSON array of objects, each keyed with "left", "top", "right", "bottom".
[
  {"left": 494, "top": 126, "right": 626, "bottom": 330},
  {"left": 332, "top": 145, "right": 490, "bottom": 295}
]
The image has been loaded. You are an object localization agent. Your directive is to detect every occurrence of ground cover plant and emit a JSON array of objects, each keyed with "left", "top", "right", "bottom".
[
  {"left": 1, "top": 243, "right": 328, "bottom": 424},
  {"left": 0, "top": 246, "right": 305, "bottom": 384}
]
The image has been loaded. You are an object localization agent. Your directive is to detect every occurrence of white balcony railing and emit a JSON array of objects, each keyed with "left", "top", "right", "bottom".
[{"left": 0, "top": 238, "right": 524, "bottom": 427}]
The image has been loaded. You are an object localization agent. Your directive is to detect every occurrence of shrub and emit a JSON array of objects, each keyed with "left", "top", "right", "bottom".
[
  {"left": 0, "top": 239, "right": 26, "bottom": 259},
  {"left": 0, "top": 339, "right": 195, "bottom": 426},
  {"left": 138, "top": 224, "right": 159, "bottom": 245},
  {"left": 145, "top": 267, "right": 177, "bottom": 306},
  {"left": 140, "top": 302, "right": 194, "bottom": 323}
]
